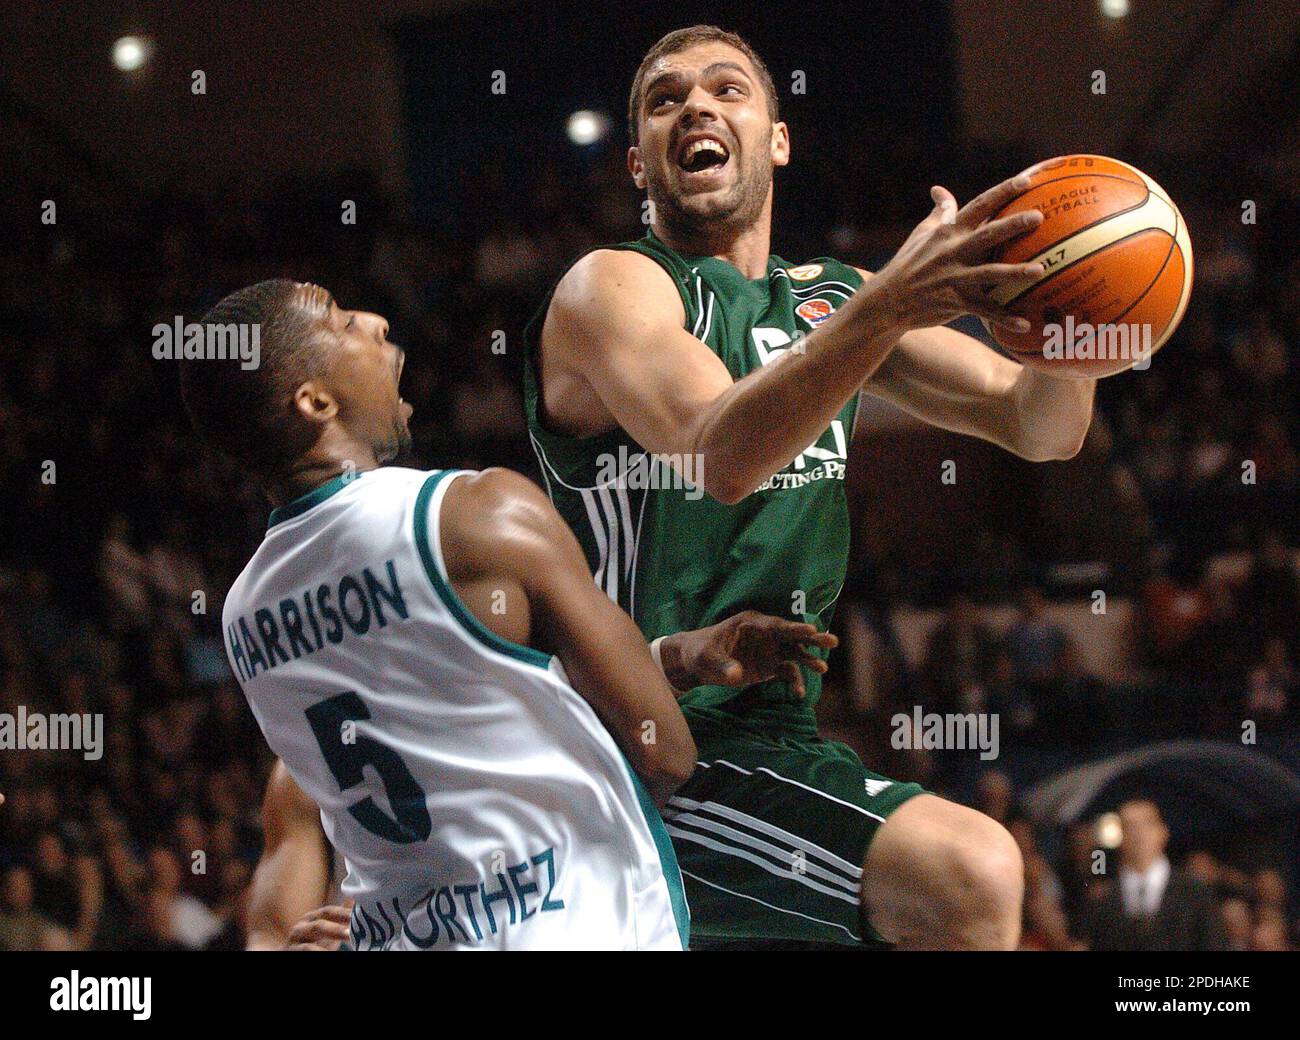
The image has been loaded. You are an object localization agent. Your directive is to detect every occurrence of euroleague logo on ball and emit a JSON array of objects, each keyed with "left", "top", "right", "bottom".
[
  {"left": 796, "top": 299, "right": 833, "bottom": 326},
  {"left": 986, "top": 153, "right": 1194, "bottom": 378}
]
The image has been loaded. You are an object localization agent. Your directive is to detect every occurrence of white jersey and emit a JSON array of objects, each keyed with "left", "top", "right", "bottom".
[{"left": 223, "top": 467, "right": 688, "bottom": 950}]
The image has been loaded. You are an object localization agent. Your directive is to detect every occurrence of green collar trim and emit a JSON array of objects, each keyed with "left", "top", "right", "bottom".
[
  {"left": 644, "top": 228, "right": 778, "bottom": 286},
  {"left": 267, "top": 472, "right": 361, "bottom": 530}
]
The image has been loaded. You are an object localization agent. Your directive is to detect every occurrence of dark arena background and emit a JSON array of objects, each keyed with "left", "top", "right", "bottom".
[{"left": 0, "top": 0, "right": 1297, "bottom": 1011}]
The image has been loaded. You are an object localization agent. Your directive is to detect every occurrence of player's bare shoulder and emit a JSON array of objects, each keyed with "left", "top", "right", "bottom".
[
  {"left": 437, "top": 468, "right": 594, "bottom": 649},
  {"left": 439, "top": 468, "right": 567, "bottom": 584},
  {"left": 544, "top": 248, "right": 686, "bottom": 351},
  {"left": 538, "top": 249, "right": 689, "bottom": 437}
]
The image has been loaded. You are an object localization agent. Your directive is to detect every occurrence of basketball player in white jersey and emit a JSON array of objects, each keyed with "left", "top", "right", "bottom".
[{"left": 182, "top": 279, "right": 834, "bottom": 951}]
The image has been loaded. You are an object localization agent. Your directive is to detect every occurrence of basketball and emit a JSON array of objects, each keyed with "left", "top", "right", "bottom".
[{"left": 984, "top": 154, "right": 1194, "bottom": 378}]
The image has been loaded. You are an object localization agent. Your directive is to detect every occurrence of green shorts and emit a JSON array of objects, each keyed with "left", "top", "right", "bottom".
[{"left": 664, "top": 705, "right": 925, "bottom": 946}]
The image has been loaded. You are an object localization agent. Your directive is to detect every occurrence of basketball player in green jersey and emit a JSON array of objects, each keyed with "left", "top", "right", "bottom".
[{"left": 524, "top": 26, "right": 1097, "bottom": 948}]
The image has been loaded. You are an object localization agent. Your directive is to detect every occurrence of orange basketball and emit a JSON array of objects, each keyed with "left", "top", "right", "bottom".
[{"left": 984, "top": 154, "right": 1193, "bottom": 378}]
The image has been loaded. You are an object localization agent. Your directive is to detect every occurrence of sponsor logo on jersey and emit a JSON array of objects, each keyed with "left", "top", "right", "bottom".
[
  {"left": 796, "top": 299, "right": 833, "bottom": 327},
  {"left": 786, "top": 263, "right": 824, "bottom": 281},
  {"left": 749, "top": 326, "right": 851, "bottom": 490}
]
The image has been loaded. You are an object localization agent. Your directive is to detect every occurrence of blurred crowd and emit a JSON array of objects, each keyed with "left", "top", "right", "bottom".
[
  {"left": 843, "top": 548, "right": 1299, "bottom": 756},
  {"left": 0, "top": 132, "right": 1297, "bottom": 950}
]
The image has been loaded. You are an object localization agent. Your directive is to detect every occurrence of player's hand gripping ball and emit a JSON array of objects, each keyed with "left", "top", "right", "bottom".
[{"left": 984, "top": 154, "right": 1193, "bottom": 378}]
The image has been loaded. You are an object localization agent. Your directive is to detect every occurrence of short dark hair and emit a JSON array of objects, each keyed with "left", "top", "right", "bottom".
[
  {"left": 178, "top": 279, "right": 332, "bottom": 478},
  {"left": 628, "top": 25, "right": 780, "bottom": 146}
]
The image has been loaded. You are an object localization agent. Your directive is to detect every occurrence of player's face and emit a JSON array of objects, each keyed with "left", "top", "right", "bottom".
[
  {"left": 630, "top": 42, "right": 788, "bottom": 237},
  {"left": 302, "top": 284, "right": 412, "bottom": 465}
]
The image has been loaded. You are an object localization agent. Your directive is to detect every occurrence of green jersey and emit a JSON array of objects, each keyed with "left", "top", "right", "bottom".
[{"left": 524, "top": 231, "right": 863, "bottom": 730}]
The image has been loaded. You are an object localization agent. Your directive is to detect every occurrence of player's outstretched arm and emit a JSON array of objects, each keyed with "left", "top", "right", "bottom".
[
  {"left": 439, "top": 469, "right": 696, "bottom": 805},
  {"left": 246, "top": 760, "right": 337, "bottom": 950},
  {"left": 858, "top": 284, "right": 1095, "bottom": 462},
  {"left": 540, "top": 174, "right": 1047, "bottom": 503}
]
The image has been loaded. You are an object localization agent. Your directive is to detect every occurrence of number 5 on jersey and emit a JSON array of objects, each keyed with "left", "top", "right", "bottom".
[{"left": 305, "top": 691, "right": 433, "bottom": 843}]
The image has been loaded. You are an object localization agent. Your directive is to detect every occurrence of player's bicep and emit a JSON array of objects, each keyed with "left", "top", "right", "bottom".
[{"left": 547, "top": 251, "right": 734, "bottom": 458}]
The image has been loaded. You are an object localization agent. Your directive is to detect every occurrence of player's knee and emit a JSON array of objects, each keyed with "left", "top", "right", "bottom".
[
  {"left": 866, "top": 797, "right": 1023, "bottom": 949},
  {"left": 940, "top": 817, "right": 1023, "bottom": 947}
]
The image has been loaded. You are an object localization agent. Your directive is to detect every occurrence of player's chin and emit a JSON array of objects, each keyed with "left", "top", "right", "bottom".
[
  {"left": 671, "top": 185, "right": 743, "bottom": 222},
  {"left": 377, "top": 423, "right": 413, "bottom": 465}
]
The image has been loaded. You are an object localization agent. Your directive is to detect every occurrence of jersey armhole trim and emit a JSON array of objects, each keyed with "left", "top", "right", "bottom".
[
  {"left": 413, "top": 470, "right": 554, "bottom": 672},
  {"left": 606, "top": 241, "right": 694, "bottom": 334},
  {"left": 619, "top": 754, "right": 692, "bottom": 949}
]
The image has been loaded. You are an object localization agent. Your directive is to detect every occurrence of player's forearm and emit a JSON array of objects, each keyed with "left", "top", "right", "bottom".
[
  {"left": 1007, "top": 365, "right": 1095, "bottom": 461},
  {"left": 245, "top": 849, "right": 330, "bottom": 950},
  {"left": 536, "top": 585, "right": 697, "bottom": 801},
  {"left": 244, "top": 880, "right": 284, "bottom": 948},
  {"left": 556, "top": 635, "right": 697, "bottom": 803},
  {"left": 867, "top": 323, "right": 1094, "bottom": 462},
  {"left": 245, "top": 891, "right": 297, "bottom": 950},
  {"left": 245, "top": 926, "right": 290, "bottom": 951},
  {"left": 692, "top": 281, "right": 907, "bottom": 502}
]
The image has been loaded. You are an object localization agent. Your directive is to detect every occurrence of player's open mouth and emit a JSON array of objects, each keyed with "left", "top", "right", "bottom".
[{"left": 675, "top": 134, "right": 730, "bottom": 178}]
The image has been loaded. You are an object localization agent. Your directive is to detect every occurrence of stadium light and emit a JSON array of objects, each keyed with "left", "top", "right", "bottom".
[
  {"left": 1096, "top": 812, "right": 1124, "bottom": 849},
  {"left": 566, "top": 110, "right": 610, "bottom": 146},
  {"left": 112, "top": 35, "right": 154, "bottom": 73},
  {"left": 1100, "top": 0, "right": 1130, "bottom": 18}
]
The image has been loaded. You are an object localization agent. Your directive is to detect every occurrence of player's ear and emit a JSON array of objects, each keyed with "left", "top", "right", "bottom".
[
  {"left": 770, "top": 121, "right": 790, "bottom": 168},
  {"left": 628, "top": 146, "right": 647, "bottom": 190},
  {"left": 293, "top": 380, "right": 338, "bottom": 424}
]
